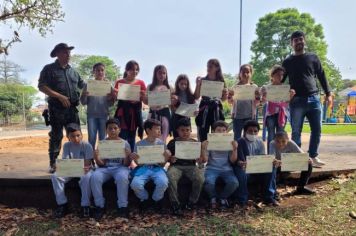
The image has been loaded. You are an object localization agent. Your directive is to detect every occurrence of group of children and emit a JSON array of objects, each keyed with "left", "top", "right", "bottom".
[{"left": 51, "top": 59, "right": 315, "bottom": 220}]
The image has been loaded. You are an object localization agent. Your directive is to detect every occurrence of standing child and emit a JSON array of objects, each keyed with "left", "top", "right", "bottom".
[
  {"left": 231, "top": 64, "right": 260, "bottom": 141},
  {"left": 166, "top": 118, "right": 206, "bottom": 216},
  {"left": 203, "top": 121, "right": 239, "bottom": 209},
  {"left": 171, "top": 74, "right": 198, "bottom": 138},
  {"left": 51, "top": 123, "right": 93, "bottom": 218},
  {"left": 90, "top": 118, "right": 132, "bottom": 220},
  {"left": 232, "top": 120, "right": 277, "bottom": 208},
  {"left": 129, "top": 119, "right": 171, "bottom": 213},
  {"left": 262, "top": 65, "right": 295, "bottom": 152},
  {"left": 80, "top": 63, "right": 115, "bottom": 149},
  {"left": 114, "top": 60, "right": 147, "bottom": 151},
  {"left": 269, "top": 131, "right": 314, "bottom": 195},
  {"left": 147, "top": 65, "right": 173, "bottom": 143},
  {"left": 195, "top": 59, "right": 227, "bottom": 141}
]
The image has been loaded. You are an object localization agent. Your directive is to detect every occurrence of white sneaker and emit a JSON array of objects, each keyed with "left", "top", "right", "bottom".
[{"left": 312, "top": 157, "right": 326, "bottom": 167}]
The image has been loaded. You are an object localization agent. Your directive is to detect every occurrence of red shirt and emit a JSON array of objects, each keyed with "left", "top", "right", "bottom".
[{"left": 114, "top": 79, "right": 146, "bottom": 130}]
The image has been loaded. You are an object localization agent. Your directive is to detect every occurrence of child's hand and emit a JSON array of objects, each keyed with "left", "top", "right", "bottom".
[
  {"left": 308, "top": 158, "right": 312, "bottom": 165},
  {"left": 163, "top": 150, "right": 172, "bottom": 162},
  {"left": 170, "top": 156, "right": 177, "bottom": 163},
  {"left": 197, "top": 156, "right": 207, "bottom": 164},
  {"left": 238, "top": 161, "right": 247, "bottom": 170},
  {"left": 289, "top": 89, "right": 296, "bottom": 100},
  {"left": 171, "top": 94, "right": 179, "bottom": 106},
  {"left": 201, "top": 140, "right": 209, "bottom": 150},
  {"left": 129, "top": 152, "right": 139, "bottom": 162},
  {"left": 273, "top": 159, "right": 281, "bottom": 168},
  {"left": 196, "top": 77, "right": 202, "bottom": 87},
  {"left": 231, "top": 141, "right": 238, "bottom": 150},
  {"left": 125, "top": 148, "right": 131, "bottom": 157},
  {"left": 255, "top": 88, "right": 261, "bottom": 100}
]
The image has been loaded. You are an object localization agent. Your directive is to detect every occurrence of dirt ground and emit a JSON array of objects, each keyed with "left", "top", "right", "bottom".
[{"left": 0, "top": 131, "right": 356, "bottom": 178}]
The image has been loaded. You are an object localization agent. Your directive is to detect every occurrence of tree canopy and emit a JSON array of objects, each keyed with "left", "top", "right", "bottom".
[
  {"left": 250, "top": 8, "right": 342, "bottom": 93},
  {"left": 0, "top": 0, "right": 64, "bottom": 54},
  {"left": 73, "top": 55, "right": 121, "bottom": 81}
]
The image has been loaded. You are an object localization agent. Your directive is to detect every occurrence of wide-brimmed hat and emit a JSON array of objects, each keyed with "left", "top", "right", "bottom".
[{"left": 50, "top": 43, "right": 74, "bottom": 58}]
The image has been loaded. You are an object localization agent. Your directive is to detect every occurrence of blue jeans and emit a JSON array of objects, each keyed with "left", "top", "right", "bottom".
[
  {"left": 87, "top": 117, "right": 107, "bottom": 148},
  {"left": 233, "top": 118, "right": 251, "bottom": 141},
  {"left": 266, "top": 114, "right": 285, "bottom": 154},
  {"left": 130, "top": 167, "right": 168, "bottom": 201},
  {"left": 289, "top": 95, "right": 322, "bottom": 158},
  {"left": 233, "top": 166, "right": 277, "bottom": 205},
  {"left": 90, "top": 166, "right": 130, "bottom": 208},
  {"left": 119, "top": 129, "right": 136, "bottom": 152},
  {"left": 204, "top": 169, "right": 239, "bottom": 200}
]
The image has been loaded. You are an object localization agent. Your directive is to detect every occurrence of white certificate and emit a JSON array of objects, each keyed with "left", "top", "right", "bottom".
[
  {"left": 175, "top": 141, "right": 201, "bottom": 160},
  {"left": 137, "top": 145, "right": 165, "bottom": 164},
  {"left": 233, "top": 85, "right": 256, "bottom": 101},
  {"left": 207, "top": 133, "right": 234, "bottom": 151},
  {"left": 87, "top": 80, "right": 112, "bottom": 97},
  {"left": 117, "top": 83, "right": 141, "bottom": 101},
  {"left": 175, "top": 102, "right": 199, "bottom": 117},
  {"left": 56, "top": 159, "right": 84, "bottom": 177},
  {"left": 98, "top": 140, "right": 126, "bottom": 159},
  {"left": 200, "top": 80, "right": 224, "bottom": 98},
  {"left": 246, "top": 155, "right": 274, "bottom": 174},
  {"left": 281, "top": 153, "right": 309, "bottom": 172},
  {"left": 148, "top": 89, "right": 171, "bottom": 106},
  {"left": 265, "top": 85, "right": 290, "bottom": 102}
]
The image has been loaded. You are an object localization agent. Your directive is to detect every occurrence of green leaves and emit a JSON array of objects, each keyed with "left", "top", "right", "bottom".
[{"left": 250, "top": 8, "right": 341, "bottom": 91}]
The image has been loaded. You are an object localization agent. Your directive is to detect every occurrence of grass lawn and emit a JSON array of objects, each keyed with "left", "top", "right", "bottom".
[
  {"left": 1, "top": 174, "right": 355, "bottom": 235},
  {"left": 284, "top": 124, "right": 356, "bottom": 135}
]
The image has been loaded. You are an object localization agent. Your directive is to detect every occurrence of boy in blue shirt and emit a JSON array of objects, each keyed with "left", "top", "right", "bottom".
[
  {"left": 90, "top": 118, "right": 132, "bottom": 220},
  {"left": 232, "top": 120, "right": 277, "bottom": 208},
  {"left": 51, "top": 123, "right": 93, "bottom": 218},
  {"left": 129, "top": 119, "right": 171, "bottom": 213},
  {"left": 203, "top": 121, "right": 239, "bottom": 209}
]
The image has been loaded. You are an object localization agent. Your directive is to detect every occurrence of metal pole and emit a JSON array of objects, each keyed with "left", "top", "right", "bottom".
[
  {"left": 239, "top": 0, "right": 242, "bottom": 67},
  {"left": 23, "top": 91, "right": 26, "bottom": 132}
]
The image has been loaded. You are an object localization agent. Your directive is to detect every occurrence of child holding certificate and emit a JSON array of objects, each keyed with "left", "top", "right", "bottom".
[
  {"left": 261, "top": 65, "right": 295, "bottom": 152},
  {"left": 114, "top": 60, "right": 147, "bottom": 151},
  {"left": 166, "top": 118, "right": 206, "bottom": 216},
  {"left": 147, "top": 65, "right": 174, "bottom": 143},
  {"left": 269, "top": 131, "right": 314, "bottom": 195},
  {"left": 51, "top": 123, "right": 94, "bottom": 218},
  {"left": 171, "top": 74, "right": 198, "bottom": 138},
  {"left": 90, "top": 118, "right": 132, "bottom": 220},
  {"left": 231, "top": 64, "right": 260, "bottom": 141},
  {"left": 129, "top": 119, "right": 171, "bottom": 213},
  {"left": 194, "top": 59, "right": 227, "bottom": 141},
  {"left": 80, "top": 63, "right": 115, "bottom": 149},
  {"left": 203, "top": 121, "right": 239, "bottom": 209},
  {"left": 232, "top": 120, "right": 277, "bottom": 208}
]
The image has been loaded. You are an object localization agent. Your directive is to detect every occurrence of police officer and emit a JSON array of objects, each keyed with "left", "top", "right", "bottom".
[{"left": 38, "top": 43, "right": 85, "bottom": 173}]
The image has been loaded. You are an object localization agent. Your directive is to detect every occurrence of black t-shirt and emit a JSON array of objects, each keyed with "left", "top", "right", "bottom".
[
  {"left": 167, "top": 137, "right": 197, "bottom": 166},
  {"left": 282, "top": 53, "right": 331, "bottom": 97}
]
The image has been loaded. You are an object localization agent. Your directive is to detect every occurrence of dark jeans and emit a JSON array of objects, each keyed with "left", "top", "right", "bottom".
[
  {"left": 233, "top": 166, "right": 277, "bottom": 205},
  {"left": 266, "top": 114, "right": 285, "bottom": 154},
  {"left": 119, "top": 129, "right": 136, "bottom": 152},
  {"left": 49, "top": 106, "right": 80, "bottom": 166},
  {"left": 233, "top": 118, "right": 251, "bottom": 141},
  {"left": 289, "top": 95, "right": 322, "bottom": 158}
]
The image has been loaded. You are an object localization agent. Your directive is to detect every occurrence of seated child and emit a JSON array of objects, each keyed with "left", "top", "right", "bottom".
[
  {"left": 232, "top": 120, "right": 277, "bottom": 207},
  {"left": 129, "top": 119, "right": 171, "bottom": 213},
  {"left": 269, "top": 131, "right": 314, "bottom": 195},
  {"left": 51, "top": 123, "right": 93, "bottom": 218},
  {"left": 90, "top": 118, "right": 131, "bottom": 220},
  {"left": 166, "top": 118, "right": 206, "bottom": 216},
  {"left": 203, "top": 120, "right": 239, "bottom": 209}
]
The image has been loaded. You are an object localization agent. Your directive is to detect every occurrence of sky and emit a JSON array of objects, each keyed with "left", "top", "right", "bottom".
[{"left": 1, "top": 0, "right": 356, "bottom": 93}]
